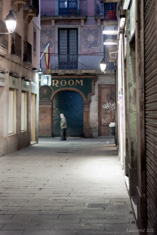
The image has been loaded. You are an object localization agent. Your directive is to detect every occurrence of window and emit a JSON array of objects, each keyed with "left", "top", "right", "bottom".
[
  {"left": 23, "top": 41, "right": 32, "bottom": 63},
  {"left": 33, "top": 27, "right": 37, "bottom": 54},
  {"left": 58, "top": 28, "right": 78, "bottom": 69},
  {"left": 21, "top": 92, "right": 27, "bottom": 132},
  {"left": 8, "top": 90, "right": 16, "bottom": 135},
  {"left": 59, "top": 0, "right": 77, "bottom": 15},
  {"left": 11, "top": 32, "right": 22, "bottom": 57}
]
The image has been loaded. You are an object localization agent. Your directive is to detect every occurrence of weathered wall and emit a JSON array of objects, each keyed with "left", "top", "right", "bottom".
[
  {"left": 90, "top": 73, "right": 115, "bottom": 137},
  {"left": 0, "top": 0, "right": 40, "bottom": 156}
]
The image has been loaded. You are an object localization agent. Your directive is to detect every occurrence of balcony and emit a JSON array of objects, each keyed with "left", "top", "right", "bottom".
[
  {"left": 40, "top": 53, "right": 105, "bottom": 74},
  {"left": 104, "top": 3, "right": 117, "bottom": 20},
  {"left": 23, "top": 0, "right": 39, "bottom": 20},
  {"left": 95, "top": 0, "right": 105, "bottom": 18},
  {"left": 41, "top": 0, "right": 87, "bottom": 19},
  {"left": 11, "top": 32, "right": 22, "bottom": 57},
  {"left": 23, "top": 41, "right": 32, "bottom": 63}
]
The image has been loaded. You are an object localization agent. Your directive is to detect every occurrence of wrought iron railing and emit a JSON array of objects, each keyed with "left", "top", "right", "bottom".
[
  {"left": 95, "top": 0, "right": 104, "bottom": 16},
  {"left": 58, "top": 54, "right": 78, "bottom": 69},
  {"left": 41, "top": 0, "right": 87, "bottom": 17},
  {"left": 40, "top": 53, "right": 104, "bottom": 70}
]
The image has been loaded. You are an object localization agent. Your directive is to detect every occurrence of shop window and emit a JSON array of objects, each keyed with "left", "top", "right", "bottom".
[
  {"left": 8, "top": 90, "right": 16, "bottom": 135},
  {"left": 21, "top": 92, "right": 27, "bottom": 132}
]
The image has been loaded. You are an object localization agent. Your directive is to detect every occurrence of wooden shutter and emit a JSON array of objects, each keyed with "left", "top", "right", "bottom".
[{"left": 59, "top": 29, "right": 77, "bottom": 69}]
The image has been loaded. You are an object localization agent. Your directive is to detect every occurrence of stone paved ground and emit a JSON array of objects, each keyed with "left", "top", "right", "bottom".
[{"left": 0, "top": 138, "right": 139, "bottom": 235}]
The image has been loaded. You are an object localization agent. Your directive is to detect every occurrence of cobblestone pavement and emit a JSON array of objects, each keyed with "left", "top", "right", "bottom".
[{"left": 0, "top": 138, "right": 138, "bottom": 235}]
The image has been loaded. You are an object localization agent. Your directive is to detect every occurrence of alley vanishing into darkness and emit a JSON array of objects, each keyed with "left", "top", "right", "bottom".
[{"left": 0, "top": 138, "right": 138, "bottom": 235}]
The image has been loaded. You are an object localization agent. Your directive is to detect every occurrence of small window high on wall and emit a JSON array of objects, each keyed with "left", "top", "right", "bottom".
[
  {"left": 21, "top": 92, "right": 27, "bottom": 132},
  {"left": 8, "top": 90, "right": 16, "bottom": 135},
  {"left": 33, "top": 27, "right": 37, "bottom": 54},
  {"left": 59, "top": 0, "right": 77, "bottom": 15}
]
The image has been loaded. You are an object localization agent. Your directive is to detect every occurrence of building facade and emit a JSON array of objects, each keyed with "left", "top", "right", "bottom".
[
  {"left": 39, "top": 0, "right": 117, "bottom": 138},
  {"left": 0, "top": 0, "right": 40, "bottom": 156},
  {"left": 116, "top": 0, "right": 157, "bottom": 232}
]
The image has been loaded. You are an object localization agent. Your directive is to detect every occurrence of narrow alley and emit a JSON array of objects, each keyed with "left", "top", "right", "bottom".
[{"left": 0, "top": 139, "right": 138, "bottom": 235}]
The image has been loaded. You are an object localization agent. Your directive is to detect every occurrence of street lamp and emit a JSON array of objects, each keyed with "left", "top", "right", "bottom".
[
  {"left": 0, "top": 10, "right": 17, "bottom": 35},
  {"left": 100, "top": 58, "right": 107, "bottom": 73},
  {"left": 103, "top": 41, "right": 117, "bottom": 46},
  {"left": 103, "top": 30, "right": 118, "bottom": 35}
]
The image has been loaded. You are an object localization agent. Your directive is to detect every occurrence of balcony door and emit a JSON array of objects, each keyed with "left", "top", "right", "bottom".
[
  {"left": 59, "top": 0, "right": 77, "bottom": 15},
  {"left": 58, "top": 29, "right": 78, "bottom": 69}
]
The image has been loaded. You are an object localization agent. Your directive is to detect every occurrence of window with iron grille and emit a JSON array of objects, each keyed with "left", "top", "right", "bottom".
[
  {"left": 0, "top": 20, "right": 8, "bottom": 50},
  {"left": 33, "top": 27, "right": 37, "bottom": 54},
  {"left": 59, "top": 0, "right": 78, "bottom": 15},
  {"left": 58, "top": 28, "right": 78, "bottom": 69},
  {"left": 11, "top": 32, "right": 22, "bottom": 57},
  {"left": 23, "top": 41, "right": 32, "bottom": 63}
]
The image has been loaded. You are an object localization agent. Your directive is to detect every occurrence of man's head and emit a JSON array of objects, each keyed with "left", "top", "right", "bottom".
[{"left": 60, "top": 113, "right": 64, "bottom": 118}]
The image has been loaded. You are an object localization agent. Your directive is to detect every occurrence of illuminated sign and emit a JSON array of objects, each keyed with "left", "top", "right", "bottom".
[
  {"left": 41, "top": 75, "right": 51, "bottom": 86},
  {"left": 52, "top": 79, "right": 83, "bottom": 87}
]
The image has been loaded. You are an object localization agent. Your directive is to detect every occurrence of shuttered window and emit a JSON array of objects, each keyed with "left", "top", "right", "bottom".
[{"left": 58, "top": 29, "right": 78, "bottom": 69}]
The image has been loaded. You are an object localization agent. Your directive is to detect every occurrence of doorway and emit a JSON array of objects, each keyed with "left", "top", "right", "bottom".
[{"left": 52, "top": 90, "right": 83, "bottom": 137}]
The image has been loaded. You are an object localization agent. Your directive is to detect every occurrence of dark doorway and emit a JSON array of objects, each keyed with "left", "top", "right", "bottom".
[{"left": 52, "top": 91, "right": 83, "bottom": 137}]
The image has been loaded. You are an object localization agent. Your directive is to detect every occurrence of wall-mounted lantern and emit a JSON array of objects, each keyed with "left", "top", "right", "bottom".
[{"left": 0, "top": 11, "right": 17, "bottom": 34}]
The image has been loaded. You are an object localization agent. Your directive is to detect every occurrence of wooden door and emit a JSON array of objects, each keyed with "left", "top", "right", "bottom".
[{"left": 98, "top": 85, "right": 115, "bottom": 136}]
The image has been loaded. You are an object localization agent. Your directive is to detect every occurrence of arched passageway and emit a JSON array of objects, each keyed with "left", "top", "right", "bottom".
[{"left": 52, "top": 90, "right": 83, "bottom": 137}]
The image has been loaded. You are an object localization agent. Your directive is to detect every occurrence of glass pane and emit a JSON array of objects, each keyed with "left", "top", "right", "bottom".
[
  {"left": 69, "top": 1, "right": 77, "bottom": 9},
  {"left": 59, "top": 30, "right": 68, "bottom": 54},
  {"left": 69, "top": 29, "right": 77, "bottom": 54},
  {"left": 59, "top": 0, "right": 68, "bottom": 8}
]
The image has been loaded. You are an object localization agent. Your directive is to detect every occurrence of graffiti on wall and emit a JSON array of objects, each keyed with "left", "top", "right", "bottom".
[
  {"left": 102, "top": 103, "right": 115, "bottom": 110},
  {"left": 102, "top": 92, "right": 115, "bottom": 125}
]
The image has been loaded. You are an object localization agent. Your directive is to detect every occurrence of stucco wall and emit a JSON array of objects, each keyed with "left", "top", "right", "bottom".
[
  {"left": 0, "top": 0, "right": 40, "bottom": 156},
  {"left": 90, "top": 73, "right": 115, "bottom": 137}
]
